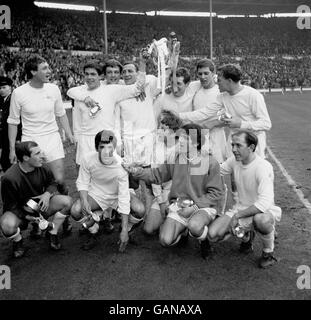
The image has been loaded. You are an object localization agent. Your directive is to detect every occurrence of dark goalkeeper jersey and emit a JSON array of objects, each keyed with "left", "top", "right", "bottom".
[{"left": 1, "top": 163, "right": 58, "bottom": 217}]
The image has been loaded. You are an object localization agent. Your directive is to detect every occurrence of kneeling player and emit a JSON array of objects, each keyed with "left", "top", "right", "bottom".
[
  {"left": 123, "top": 124, "right": 223, "bottom": 258},
  {"left": 143, "top": 110, "right": 182, "bottom": 235},
  {"left": 71, "top": 130, "right": 144, "bottom": 251},
  {"left": 208, "top": 130, "right": 282, "bottom": 268},
  {"left": 0, "top": 141, "right": 73, "bottom": 258}
]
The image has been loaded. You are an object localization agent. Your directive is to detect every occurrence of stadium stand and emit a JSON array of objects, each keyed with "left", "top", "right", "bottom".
[{"left": 1, "top": 8, "right": 311, "bottom": 97}]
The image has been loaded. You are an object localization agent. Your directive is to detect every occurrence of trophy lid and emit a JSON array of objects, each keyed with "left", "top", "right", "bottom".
[{"left": 169, "top": 31, "right": 177, "bottom": 39}]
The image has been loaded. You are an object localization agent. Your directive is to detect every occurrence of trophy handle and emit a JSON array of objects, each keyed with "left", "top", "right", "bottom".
[{"left": 170, "top": 41, "right": 180, "bottom": 94}]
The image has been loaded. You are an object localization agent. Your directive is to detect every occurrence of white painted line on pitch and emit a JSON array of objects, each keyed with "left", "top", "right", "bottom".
[{"left": 267, "top": 146, "right": 311, "bottom": 214}]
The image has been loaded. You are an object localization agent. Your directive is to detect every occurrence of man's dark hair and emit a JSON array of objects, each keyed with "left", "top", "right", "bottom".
[
  {"left": 217, "top": 64, "right": 242, "bottom": 83},
  {"left": 103, "top": 59, "right": 123, "bottom": 75},
  {"left": 170, "top": 67, "right": 191, "bottom": 84},
  {"left": 159, "top": 109, "right": 183, "bottom": 132},
  {"left": 15, "top": 141, "right": 39, "bottom": 162},
  {"left": 123, "top": 61, "right": 139, "bottom": 72},
  {"left": 196, "top": 59, "right": 215, "bottom": 73},
  {"left": 95, "top": 130, "right": 117, "bottom": 150},
  {"left": 178, "top": 123, "right": 205, "bottom": 151},
  {"left": 25, "top": 55, "right": 47, "bottom": 79},
  {"left": 83, "top": 60, "right": 103, "bottom": 75},
  {"left": 0, "top": 76, "right": 13, "bottom": 87},
  {"left": 232, "top": 130, "right": 258, "bottom": 151}
]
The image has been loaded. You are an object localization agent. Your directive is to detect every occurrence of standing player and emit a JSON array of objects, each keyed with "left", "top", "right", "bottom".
[
  {"left": 8, "top": 55, "right": 75, "bottom": 195},
  {"left": 68, "top": 59, "right": 124, "bottom": 166},
  {"left": 67, "top": 57, "right": 146, "bottom": 161},
  {"left": 114, "top": 60, "right": 159, "bottom": 230},
  {"left": 180, "top": 64, "right": 272, "bottom": 159},
  {"left": 179, "top": 59, "right": 227, "bottom": 164},
  {"left": 217, "top": 64, "right": 271, "bottom": 159},
  {"left": 115, "top": 60, "right": 158, "bottom": 166},
  {"left": 154, "top": 67, "right": 196, "bottom": 117}
]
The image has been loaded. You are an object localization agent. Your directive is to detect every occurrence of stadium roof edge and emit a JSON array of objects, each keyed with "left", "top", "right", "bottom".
[{"left": 32, "top": 0, "right": 311, "bottom": 15}]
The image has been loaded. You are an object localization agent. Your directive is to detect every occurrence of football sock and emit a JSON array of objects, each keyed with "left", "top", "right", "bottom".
[{"left": 258, "top": 230, "right": 275, "bottom": 253}]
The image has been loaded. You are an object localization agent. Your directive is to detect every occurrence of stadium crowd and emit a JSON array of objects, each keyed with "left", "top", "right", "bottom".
[
  {"left": 2, "top": 8, "right": 310, "bottom": 56},
  {"left": 1, "top": 9, "right": 311, "bottom": 98},
  {"left": 1, "top": 46, "right": 310, "bottom": 99}
]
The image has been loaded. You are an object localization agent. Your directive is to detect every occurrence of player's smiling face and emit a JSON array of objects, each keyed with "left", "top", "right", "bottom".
[
  {"left": 105, "top": 66, "right": 121, "bottom": 84},
  {"left": 84, "top": 67, "right": 101, "bottom": 90},
  {"left": 122, "top": 64, "right": 137, "bottom": 85}
]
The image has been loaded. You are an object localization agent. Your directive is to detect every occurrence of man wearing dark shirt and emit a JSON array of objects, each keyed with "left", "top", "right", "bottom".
[
  {"left": 0, "top": 76, "right": 22, "bottom": 173},
  {"left": 0, "top": 141, "right": 73, "bottom": 258}
]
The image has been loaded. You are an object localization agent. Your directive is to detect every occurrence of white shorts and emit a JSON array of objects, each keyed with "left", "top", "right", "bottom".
[
  {"left": 167, "top": 206, "right": 217, "bottom": 227},
  {"left": 199, "top": 128, "right": 227, "bottom": 164},
  {"left": 225, "top": 205, "right": 282, "bottom": 230},
  {"left": 22, "top": 132, "right": 64, "bottom": 162},
  {"left": 75, "top": 134, "right": 96, "bottom": 165},
  {"left": 89, "top": 192, "right": 118, "bottom": 214}
]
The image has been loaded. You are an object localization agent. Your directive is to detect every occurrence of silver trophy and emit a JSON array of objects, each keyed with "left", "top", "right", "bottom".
[
  {"left": 234, "top": 225, "right": 245, "bottom": 238},
  {"left": 89, "top": 103, "right": 102, "bottom": 118},
  {"left": 177, "top": 197, "right": 194, "bottom": 208},
  {"left": 217, "top": 110, "right": 232, "bottom": 121},
  {"left": 26, "top": 199, "right": 40, "bottom": 212},
  {"left": 38, "top": 218, "right": 54, "bottom": 231},
  {"left": 25, "top": 199, "right": 54, "bottom": 231},
  {"left": 168, "top": 197, "right": 194, "bottom": 216},
  {"left": 81, "top": 211, "right": 101, "bottom": 229}
]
